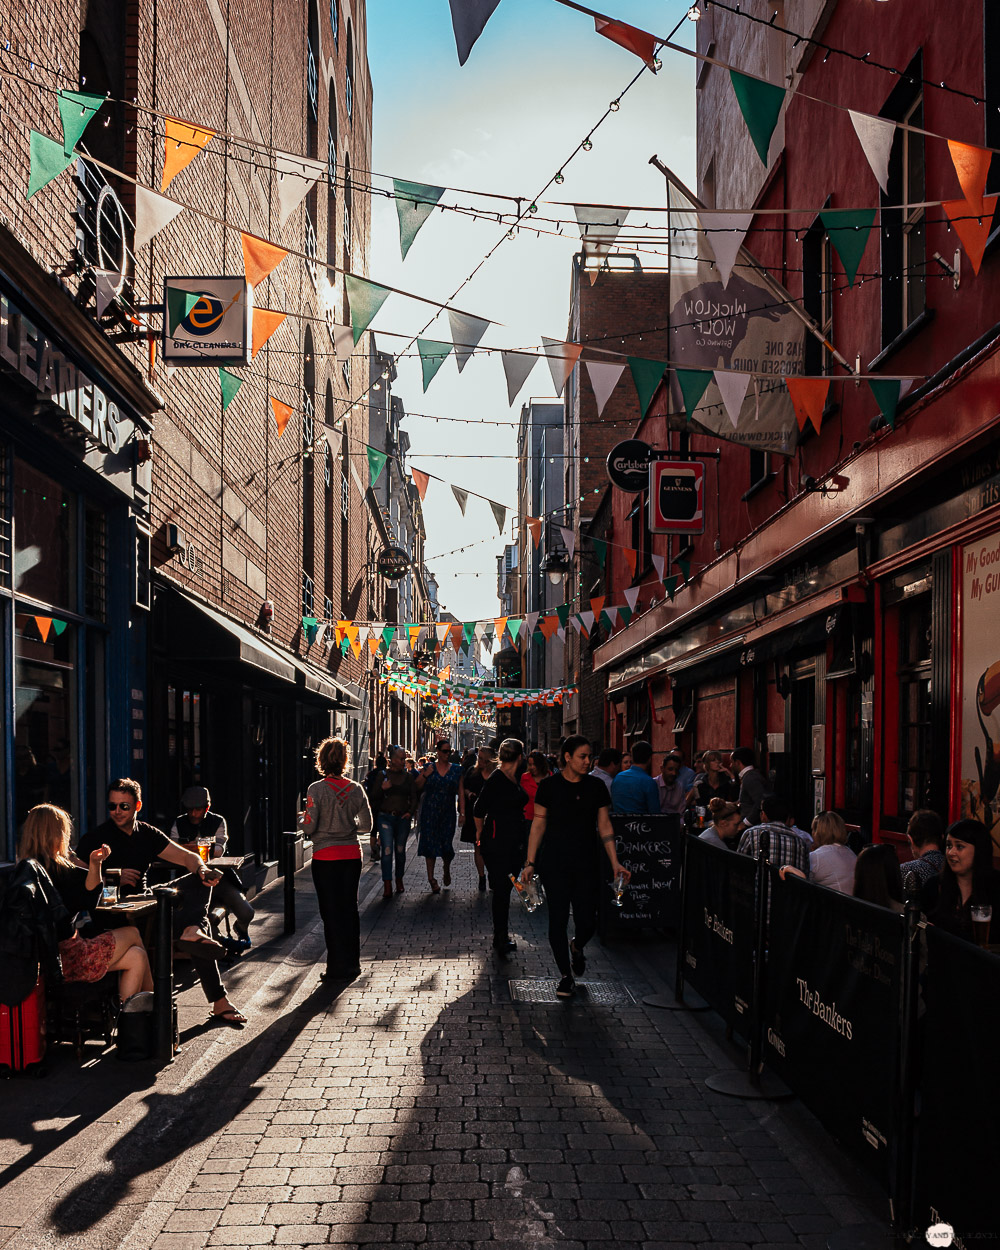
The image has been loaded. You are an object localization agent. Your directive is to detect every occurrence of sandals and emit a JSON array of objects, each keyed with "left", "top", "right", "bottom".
[
  {"left": 429, "top": 878, "right": 441, "bottom": 893},
  {"left": 209, "top": 1007, "right": 247, "bottom": 1028}
]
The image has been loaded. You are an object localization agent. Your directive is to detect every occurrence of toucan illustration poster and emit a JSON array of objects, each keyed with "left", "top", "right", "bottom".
[{"left": 961, "top": 532, "right": 1000, "bottom": 844}]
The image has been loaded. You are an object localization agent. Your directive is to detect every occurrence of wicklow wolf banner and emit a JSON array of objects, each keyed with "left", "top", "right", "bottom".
[
  {"left": 662, "top": 168, "right": 807, "bottom": 454},
  {"left": 762, "top": 873, "right": 904, "bottom": 1192}
]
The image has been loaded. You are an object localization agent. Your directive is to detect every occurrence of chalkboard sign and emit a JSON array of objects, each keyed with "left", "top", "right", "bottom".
[{"left": 600, "top": 813, "right": 682, "bottom": 934}]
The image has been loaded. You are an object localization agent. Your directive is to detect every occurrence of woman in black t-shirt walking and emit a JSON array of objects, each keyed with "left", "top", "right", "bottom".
[
  {"left": 474, "top": 739, "right": 529, "bottom": 956},
  {"left": 521, "top": 734, "right": 631, "bottom": 998}
]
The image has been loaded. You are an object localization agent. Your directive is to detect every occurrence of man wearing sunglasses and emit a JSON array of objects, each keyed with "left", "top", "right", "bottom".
[{"left": 77, "top": 777, "right": 247, "bottom": 1027}]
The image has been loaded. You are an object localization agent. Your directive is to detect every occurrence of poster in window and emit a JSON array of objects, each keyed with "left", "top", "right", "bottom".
[{"left": 960, "top": 530, "right": 1000, "bottom": 841}]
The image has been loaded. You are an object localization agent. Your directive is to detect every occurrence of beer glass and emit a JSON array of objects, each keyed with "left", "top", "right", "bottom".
[
  {"left": 197, "top": 836, "right": 212, "bottom": 863},
  {"left": 971, "top": 903, "right": 993, "bottom": 949}
]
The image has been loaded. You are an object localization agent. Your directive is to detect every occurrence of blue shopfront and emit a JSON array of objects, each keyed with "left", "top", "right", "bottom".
[{"left": 0, "top": 276, "right": 157, "bottom": 859}]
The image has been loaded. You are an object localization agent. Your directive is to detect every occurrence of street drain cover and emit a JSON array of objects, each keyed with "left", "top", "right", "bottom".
[{"left": 508, "top": 979, "right": 635, "bottom": 1005}]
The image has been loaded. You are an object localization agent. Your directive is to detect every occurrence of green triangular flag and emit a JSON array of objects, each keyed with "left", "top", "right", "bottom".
[
  {"left": 57, "top": 89, "right": 105, "bottom": 156},
  {"left": 591, "top": 538, "right": 607, "bottom": 569},
  {"left": 508, "top": 618, "right": 523, "bottom": 643},
  {"left": 340, "top": 636, "right": 350, "bottom": 656},
  {"left": 869, "top": 379, "right": 902, "bottom": 429},
  {"left": 52, "top": 619, "right": 68, "bottom": 636},
  {"left": 677, "top": 560, "right": 691, "bottom": 584},
  {"left": 302, "top": 616, "right": 319, "bottom": 645},
  {"left": 618, "top": 604, "right": 633, "bottom": 626},
  {"left": 345, "top": 274, "right": 391, "bottom": 344},
  {"left": 820, "top": 209, "right": 877, "bottom": 287},
  {"left": 555, "top": 603, "right": 570, "bottom": 628},
  {"left": 730, "top": 70, "right": 786, "bottom": 165},
  {"left": 393, "top": 178, "right": 446, "bottom": 260},
  {"left": 27, "top": 131, "right": 74, "bottom": 198},
  {"left": 628, "top": 357, "right": 669, "bottom": 416},
  {"left": 664, "top": 575, "right": 679, "bottom": 601},
  {"left": 166, "top": 287, "right": 199, "bottom": 335},
  {"left": 533, "top": 626, "right": 545, "bottom": 646},
  {"left": 675, "top": 368, "right": 712, "bottom": 419},
  {"left": 381, "top": 625, "right": 396, "bottom": 650},
  {"left": 463, "top": 622, "right": 476, "bottom": 651},
  {"left": 599, "top": 610, "right": 614, "bottom": 632},
  {"left": 417, "top": 338, "right": 453, "bottom": 391},
  {"left": 219, "top": 368, "right": 243, "bottom": 412},
  {"left": 367, "top": 446, "right": 388, "bottom": 488}
]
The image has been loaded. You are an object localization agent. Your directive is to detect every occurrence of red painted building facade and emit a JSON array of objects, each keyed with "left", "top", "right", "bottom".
[{"left": 591, "top": 0, "right": 1000, "bottom": 854}]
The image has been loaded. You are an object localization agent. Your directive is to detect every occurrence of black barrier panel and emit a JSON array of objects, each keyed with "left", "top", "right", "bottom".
[
  {"left": 762, "top": 872, "right": 904, "bottom": 1191},
  {"left": 681, "top": 836, "right": 757, "bottom": 1031},
  {"left": 603, "top": 814, "right": 682, "bottom": 930},
  {"left": 914, "top": 927, "right": 1000, "bottom": 1244}
]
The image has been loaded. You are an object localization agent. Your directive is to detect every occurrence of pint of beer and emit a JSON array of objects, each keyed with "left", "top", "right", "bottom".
[
  {"left": 971, "top": 903, "right": 993, "bottom": 949},
  {"left": 197, "top": 836, "right": 212, "bottom": 863}
]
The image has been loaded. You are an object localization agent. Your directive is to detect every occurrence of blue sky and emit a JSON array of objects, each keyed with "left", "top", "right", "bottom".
[{"left": 365, "top": 0, "right": 697, "bottom": 624}]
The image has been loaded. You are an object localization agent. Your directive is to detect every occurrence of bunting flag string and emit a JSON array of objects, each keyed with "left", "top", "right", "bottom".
[
  {"left": 241, "top": 232, "right": 288, "bottom": 288},
  {"left": 585, "top": 360, "right": 626, "bottom": 416},
  {"left": 417, "top": 338, "right": 453, "bottom": 391},
  {"left": 161, "top": 117, "right": 215, "bottom": 191},
  {"left": 27, "top": 131, "right": 74, "bottom": 198},
  {"left": 56, "top": 89, "right": 104, "bottom": 156},
  {"left": 819, "top": 209, "right": 876, "bottom": 287},
  {"left": 251, "top": 307, "right": 287, "bottom": 358},
  {"left": 275, "top": 153, "right": 325, "bottom": 228},
  {"left": 367, "top": 446, "right": 388, "bottom": 488},
  {"left": 394, "top": 178, "right": 447, "bottom": 259},
  {"left": 411, "top": 468, "right": 430, "bottom": 500},
  {"left": 270, "top": 397, "right": 293, "bottom": 437},
  {"left": 219, "top": 368, "right": 243, "bottom": 412},
  {"left": 729, "top": 70, "right": 786, "bottom": 165}
]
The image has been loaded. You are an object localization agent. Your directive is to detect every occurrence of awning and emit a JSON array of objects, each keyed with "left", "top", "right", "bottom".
[{"left": 291, "top": 653, "right": 362, "bottom": 710}]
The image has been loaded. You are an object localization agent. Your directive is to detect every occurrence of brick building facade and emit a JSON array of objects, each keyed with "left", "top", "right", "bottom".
[{"left": 0, "top": 0, "right": 384, "bottom": 866}]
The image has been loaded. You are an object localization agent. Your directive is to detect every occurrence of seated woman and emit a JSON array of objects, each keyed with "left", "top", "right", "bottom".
[
  {"left": 17, "top": 803, "right": 154, "bottom": 1010},
  {"left": 699, "top": 797, "right": 743, "bottom": 849},
  {"left": 853, "top": 844, "right": 905, "bottom": 913},
  {"left": 808, "top": 811, "right": 857, "bottom": 894},
  {"left": 920, "top": 818, "right": 1000, "bottom": 944}
]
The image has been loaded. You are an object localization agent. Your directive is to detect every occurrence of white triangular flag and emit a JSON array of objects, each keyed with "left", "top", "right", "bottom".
[
  {"left": 540, "top": 337, "right": 582, "bottom": 397},
  {"left": 474, "top": 620, "right": 488, "bottom": 641},
  {"left": 451, "top": 484, "right": 469, "bottom": 515},
  {"left": 574, "top": 205, "right": 629, "bottom": 260},
  {"left": 134, "top": 186, "right": 184, "bottom": 252},
  {"left": 849, "top": 110, "right": 896, "bottom": 193},
  {"left": 324, "top": 426, "right": 340, "bottom": 457},
  {"left": 436, "top": 623, "right": 451, "bottom": 644},
  {"left": 557, "top": 626, "right": 566, "bottom": 642},
  {"left": 605, "top": 606, "right": 619, "bottom": 627},
  {"left": 558, "top": 525, "right": 576, "bottom": 561},
  {"left": 93, "top": 268, "right": 120, "bottom": 318},
  {"left": 501, "top": 350, "right": 537, "bottom": 406},
  {"left": 275, "top": 151, "right": 325, "bottom": 227},
  {"left": 714, "top": 370, "right": 752, "bottom": 429},
  {"left": 569, "top": 615, "right": 582, "bottom": 635},
  {"left": 585, "top": 360, "right": 626, "bottom": 416},
  {"left": 580, "top": 610, "right": 595, "bottom": 634},
  {"left": 355, "top": 625, "right": 369, "bottom": 647},
  {"left": 698, "top": 211, "right": 753, "bottom": 288},
  {"left": 331, "top": 323, "right": 354, "bottom": 362},
  {"left": 447, "top": 309, "right": 490, "bottom": 372},
  {"left": 651, "top": 553, "right": 666, "bottom": 583},
  {"left": 624, "top": 586, "right": 640, "bottom": 611},
  {"left": 524, "top": 611, "right": 539, "bottom": 638}
]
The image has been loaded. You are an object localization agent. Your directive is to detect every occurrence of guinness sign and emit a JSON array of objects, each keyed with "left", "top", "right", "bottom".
[
  {"left": 376, "top": 546, "right": 411, "bottom": 580},
  {"left": 606, "top": 439, "right": 654, "bottom": 492},
  {"left": 649, "top": 459, "right": 705, "bottom": 534}
]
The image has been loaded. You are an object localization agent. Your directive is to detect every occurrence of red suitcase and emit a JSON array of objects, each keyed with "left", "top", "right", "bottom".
[{"left": 0, "top": 976, "right": 46, "bottom": 1074}]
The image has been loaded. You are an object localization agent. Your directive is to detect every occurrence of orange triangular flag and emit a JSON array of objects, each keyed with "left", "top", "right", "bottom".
[
  {"left": 411, "top": 468, "right": 430, "bottom": 500},
  {"left": 539, "top": 614, "right": 560, "bottom": 640},
  {"left": 785, "top": 376, "right": 830, "bottom": 434},
  {"left": 270, "top": 396, "right": 293, "bottom": 436},
  {"left": 251, "top": 307, "right": 287, "bottom": 358},
  {"left": 34, "top": 615, "right": 52, "bottom": 643},
  {"left": 944, "top": 196, "right": 999, "bottom": 276},
  {"left": 367, "top": 636, "right": 381, "bottom": 656},
  {"left": 161, "top": 117, "right": 215, "bottom": 191},
  {"left": 440, "top": 666, "right": 451, "bottom": 680},
  {"left": 948, "top": 140, "right": 992, "bottom": 216},
  {"left": 335, "top": 619, "right": 349, "bottom": 645},
  {"left": 346, "top": 624, "right": 361, "bottom": 657},
  {"left": 241, "top": 232, "right": 289, "bottom": 289},
  {"left": 590, "top": 596, "right": 605, "bottom": 618},
  {"left": 526, "top": 517, "right": 542, "bottom": 548},
  {"left": 623, "top": 547, "right": 637, "bottom": 578},
  {"left": 494, "top": 617, "right": 508, "bottom": 642}
]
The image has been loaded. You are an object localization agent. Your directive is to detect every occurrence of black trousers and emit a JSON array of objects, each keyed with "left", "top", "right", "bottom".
[
  {"left": 482, "top": 843, "right": 524, "bottom": 943},
  {"left": 311, "top": 857, "right": 363, "bottom": 975},
  {"left": 541, "top": 861, "right": 602, "bottom": 978},
  {"left": 173, "top": 872, "right": 225, "bottom": 1003}
]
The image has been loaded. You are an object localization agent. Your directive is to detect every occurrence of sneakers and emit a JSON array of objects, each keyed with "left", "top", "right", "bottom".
[
  {"left": 570, "top": 940, "right": 586, "bottom": 976},
  {"left": 218, "top": 934, "right": 251, "bottom": 957},
  {"left": 556, "top": 975, "right": 576, "bottom": 999}
]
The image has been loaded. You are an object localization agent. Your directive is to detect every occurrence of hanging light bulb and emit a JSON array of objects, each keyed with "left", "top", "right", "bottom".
[
  {"left": 687, "top": 5, "right": 702, "bottom": 18},
  {"left": 554, "top": 171, "right": 565, "bottom": 185},
  {"left": 582, "top": 137, "right": 593, "bottom": 152},
  {"left": 528, "top": 202, "right": 538, "bottom": 214},
  {"left": 652, "top": 57, "right": 662, "bottom": 71},
  {"left": 609, "top": 99, "right": 620, "bottom": 112}
]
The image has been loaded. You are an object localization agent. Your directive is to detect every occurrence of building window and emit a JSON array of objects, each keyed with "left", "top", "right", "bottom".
[
  {"left": 303, "top": 331, "right": 316, "bottom": 587},
  {"left": 897, "top": 595, "right": 932, "bottom": 816},
  {"left": 304, "top": 203, "right": 318, "bottom": 289},
  {"left": 803, "top": 217, "right": 834, "bottom": 375},
  {"left": 330, "top": 0, "right": 339, "bottom": 46},
  {"left": 900, "top": 96, "right": 926, "bottom": 331},
  {"left": 307, "top": 43, "right": 318, "bottom": 120},
  {"left": 748, "top": 449, "right": 770, "bottom": 494},
  {"left": 301, "top": 570, "right": 315, "bottom": 616},
  {"left": 346, "top": 21, "right": 354, "bottom": 122},
  {"left": 327, "top": 125, "right": 337, "bottom": 188},
  {"left": 880, "top": 60, "right": 925, "bottom": 348}
]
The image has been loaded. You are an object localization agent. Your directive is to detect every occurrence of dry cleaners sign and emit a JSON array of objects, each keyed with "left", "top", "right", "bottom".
[{"left": 0, "top": 293, "right": 123, "bottom": 452}]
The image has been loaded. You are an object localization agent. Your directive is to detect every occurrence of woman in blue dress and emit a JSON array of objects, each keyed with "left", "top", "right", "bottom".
[{"left": 416, "top": 739, "right": 465, "bottom": 892}]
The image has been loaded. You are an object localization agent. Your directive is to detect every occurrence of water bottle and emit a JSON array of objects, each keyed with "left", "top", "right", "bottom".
[
  {"left": 510, "top": 872, "right": 545, "bottom": 913},
  {"left": 611, "top": 872, "right": 627, "bottom": 908}
]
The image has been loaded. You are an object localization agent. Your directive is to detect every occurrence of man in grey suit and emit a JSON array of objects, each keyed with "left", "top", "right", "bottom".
[{"left": 730, "top": 747, "right": 767, "bottom": 825}]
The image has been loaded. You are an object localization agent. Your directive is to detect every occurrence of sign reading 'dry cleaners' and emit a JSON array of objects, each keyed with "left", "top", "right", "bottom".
[
  {"left": 648, "top": 459, "right": 705, "bottom": 534},
  {"left": 162, "top": 277, "right": 251, "bottom": 366}
]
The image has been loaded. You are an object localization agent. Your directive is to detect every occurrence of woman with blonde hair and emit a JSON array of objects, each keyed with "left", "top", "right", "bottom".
[
  {"left": 300, "top": 736, "right": 373, "bottom": 981},
  {"left": 18, "top": 804, "right": 153, "bottom": 1008},
  {"left": 807, "top": 810, "right": 857, "bottom": 893}
]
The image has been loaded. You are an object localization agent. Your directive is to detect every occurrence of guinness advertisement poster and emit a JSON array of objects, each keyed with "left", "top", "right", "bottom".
[
  {"left": 915, "top": 926, "right": 1000, "bottom": 1244},
  {"left": 680, "top": 836, "right": 756, "bottom": 1033},
  {"left": 602, "top": 814, "right": 682, "bottom": 932},
  {"left": 665, "top": 173, "right": 804, "bottom": 455},
  {"left": 763, "top": 873, "right": 904, "bottom": 1190}
]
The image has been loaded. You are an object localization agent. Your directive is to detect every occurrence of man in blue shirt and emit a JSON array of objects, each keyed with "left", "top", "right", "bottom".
[{"left": 610, "top": 740, "right": 661, "bottom": 814}]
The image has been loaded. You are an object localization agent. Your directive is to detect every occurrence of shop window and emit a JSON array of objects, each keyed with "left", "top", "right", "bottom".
[
  {"left": 14, "top": 613, "right": 78, "bottom": 828},
  {"left": 897, "top": 596, "right": 933, "bottom": 816},
  {"left": 166, "top": 684, "right": 203, "bottom": 802},
  {"left": 14, "top": 459, "right": 74, "bottom": 610}
]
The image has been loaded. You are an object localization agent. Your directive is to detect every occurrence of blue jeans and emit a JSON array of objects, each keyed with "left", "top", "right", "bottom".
[{"left": 378, "top": 812, "right": 410, "bottom": 882}]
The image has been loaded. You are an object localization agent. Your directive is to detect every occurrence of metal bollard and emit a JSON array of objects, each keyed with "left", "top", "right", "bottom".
[
  {"left": 283, "top": 832, "right": 298, "bottom": 934},
  {"left": 747, "top": 845, "right": 771, "bottom": 1088},
  {"left": 152, "top": 885, "right": 178, "bottom": 1065}
]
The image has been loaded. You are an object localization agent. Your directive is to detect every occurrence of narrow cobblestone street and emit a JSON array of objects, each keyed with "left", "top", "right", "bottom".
[{"left": 2, "top": 846, "right": 885, "bottom": 1249}]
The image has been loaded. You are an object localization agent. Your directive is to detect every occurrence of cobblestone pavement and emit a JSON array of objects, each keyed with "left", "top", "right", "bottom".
[{"left": 1, "top": 844, "right": 885, "bottom": 1249}]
